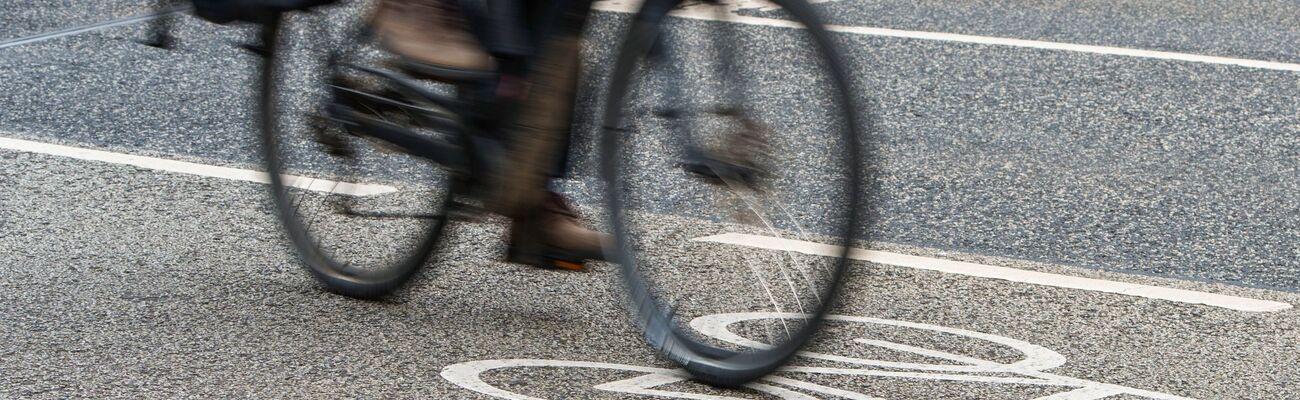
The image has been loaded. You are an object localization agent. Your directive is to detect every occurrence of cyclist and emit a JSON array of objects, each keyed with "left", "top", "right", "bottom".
[{"left": 369, "top": 0, "right": 608, "bottom": 271}]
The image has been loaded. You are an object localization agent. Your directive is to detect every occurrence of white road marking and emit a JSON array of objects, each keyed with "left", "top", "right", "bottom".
[
  {"left": 594, "top": 372, "right": 817, "bottom": 399},
  {"left": 592, "top": 0, "right": 1300, "bottom": 73},
  {"left": 691, "top": 312, "right": 1068, "bottom": 373},
  {"left": 441, "top": 312, "right": 1196, "bottom": 399},
  {"left": 5, "top": 1, "right": 1297, "bottom": 73},
  {"left": 693, "top": 233, "right": 1293, "bottom": 313},
  {"left": 702, "top": 312, "right": 1194, "bottom": 400},
  {"left": 0, "top": 136, "right": 397, "bottom": 196},
  {"left": 443, "top": 359, "right": 815, "bottom": 400}
]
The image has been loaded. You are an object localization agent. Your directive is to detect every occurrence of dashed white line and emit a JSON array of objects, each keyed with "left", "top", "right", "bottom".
[
  {"left": 7, "top": 0, "right": 1295, "bottom": 74},
  {"left": 0, "top": 136, "right": 397, "bottom": 196},
  {"left": 814, "top": 24, "right": 1300, "bottom": 72},
  {"left": 694, "top": 233, "right": 1293, "bottom": 313},
  {"left": 5, "top": 0, "right": 1297, "bottom": 73}
]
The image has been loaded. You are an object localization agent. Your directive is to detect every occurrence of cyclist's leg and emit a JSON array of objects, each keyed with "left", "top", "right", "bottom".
[
  {"left": 499, "top": 0, "right": 608, "bottom": 270},
  {"left": 536, "top": 0, "right": 590, "bottom": 182},
  {"left": 488, "top": 0, "right": 590, "bottom": 216}
]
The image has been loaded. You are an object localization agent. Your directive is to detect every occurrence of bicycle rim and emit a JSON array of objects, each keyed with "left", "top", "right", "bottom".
[
  {"left": 258, "top": 9, "right": 454, "bottom": 299},
  {"left": 600, "top": 0, "right": 870, "bottom": 386}
]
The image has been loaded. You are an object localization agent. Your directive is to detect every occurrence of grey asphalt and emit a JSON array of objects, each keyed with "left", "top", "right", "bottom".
[
  {"left": 2, "top": 151, "right": 1298, "bottom": 398},
  {"left": 2, "top": 0, "right": 1299, "bottom": 398},
  {"left": 0, "top": 0, "right": 157, "bottom": 42},
  {"left": 2, "top": 2, "right": 1296, "bottom": 290}
]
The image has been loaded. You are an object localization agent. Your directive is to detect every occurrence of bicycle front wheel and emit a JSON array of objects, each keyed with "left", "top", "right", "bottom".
[{"left": 601, "top": 0, "right": 871, "bottom": 385}]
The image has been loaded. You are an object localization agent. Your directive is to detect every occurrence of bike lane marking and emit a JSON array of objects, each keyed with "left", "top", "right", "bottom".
[
  {"left": 595, "top": 373, "right": 820, "bottom": 399},
  {"left": 439, "top": 312, "right": 1197, "bottom": 399},
  {"left": 591, "top": 0, "right": 1300, "bottom": 73},
  {"left": 694, "top": 233, "right": 1292, "bottom": 313},
  {"left": 0, "top": 136, "right": 397, "bottom": 196},
  {"left": 441, "top": 359, "right": 827, "bottom": 400}
]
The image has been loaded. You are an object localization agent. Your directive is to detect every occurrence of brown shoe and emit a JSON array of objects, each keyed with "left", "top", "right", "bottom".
[
  {"left": 370, "top": 0, "right": 492, "bottom": 72},
  {"left": 506, "top": 192, "right": 611, "bottom": 271}
]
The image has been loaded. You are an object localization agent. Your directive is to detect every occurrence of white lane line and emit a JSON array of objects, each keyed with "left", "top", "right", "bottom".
[
  {"left": 0, "top": 136, "right": 397, "bottom": 196},
  {"left": 693, "top": 233, "right": 1293, "bottom": 313},
  {"left": 592, "top": 1, "right": 1300, "bottom": 73},
  {"left": 5, "top": 1, "right": 1295, "bottom": 74},
  {"left": 0, "top": 6, "right": 191, "bottom": 50},
  {"left": 822, "top": 24, "right": 1300, "bottom": 73}
]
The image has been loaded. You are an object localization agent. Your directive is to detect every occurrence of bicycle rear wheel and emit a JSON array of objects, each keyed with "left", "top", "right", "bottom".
[
  {"left": 601, "top": 0, "right": 871, "bottom": 385},
  {"left": 258, "top": 7, "right": 458, "bottom": 298}
]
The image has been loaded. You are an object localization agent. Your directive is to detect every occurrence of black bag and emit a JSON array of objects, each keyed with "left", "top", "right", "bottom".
[{"left": 191, "top": 0, "right": 337, "bottom": 24}]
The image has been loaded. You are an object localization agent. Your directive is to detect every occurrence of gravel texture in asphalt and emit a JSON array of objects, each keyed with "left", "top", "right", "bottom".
[{"left": 2, "top": 0, "right": 1298, "bottom": 398}]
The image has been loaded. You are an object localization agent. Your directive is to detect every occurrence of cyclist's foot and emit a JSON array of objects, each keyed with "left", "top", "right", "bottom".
[
  {"left": 370, "top": 0, "right": 492, "bottom": 72},
  {"left": 681, "top": 111, "right": 773, "bottom": 188},
  {"left": 506, "top": 192, "right": 610, "bottom": 271},
  {"left": 681, "top": 145, "right": 765, "bottom": 187}
]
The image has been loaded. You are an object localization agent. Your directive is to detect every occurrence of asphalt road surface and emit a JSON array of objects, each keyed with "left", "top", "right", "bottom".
[{"left": 2, "top": 0, "right": 1298, "bottom": 398}]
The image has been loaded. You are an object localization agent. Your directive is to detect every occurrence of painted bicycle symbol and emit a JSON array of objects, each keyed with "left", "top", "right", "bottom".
[{"left": 441, "top": 312, "right": 1194, "bottom": 399}]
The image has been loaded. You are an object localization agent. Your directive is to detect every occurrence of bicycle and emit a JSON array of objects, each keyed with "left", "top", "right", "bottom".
[{"left": 158, "top": 0, "right": 872, "bottom": 386}]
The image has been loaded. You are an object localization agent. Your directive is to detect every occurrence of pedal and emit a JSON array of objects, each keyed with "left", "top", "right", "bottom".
[
  {"left": 682, "top": 110, "right": 773, "bottom": 188},
  {"left": 680, "top": 146, "right": 765, "bottom": 188}
]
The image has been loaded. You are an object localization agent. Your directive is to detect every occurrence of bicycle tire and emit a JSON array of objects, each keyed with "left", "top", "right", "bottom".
[
  {"left": 600, "top": 0, "right": 870, "bottom": 386},
  {"left": 257, "top": 13, "right": 452, "bottom": 299}
]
